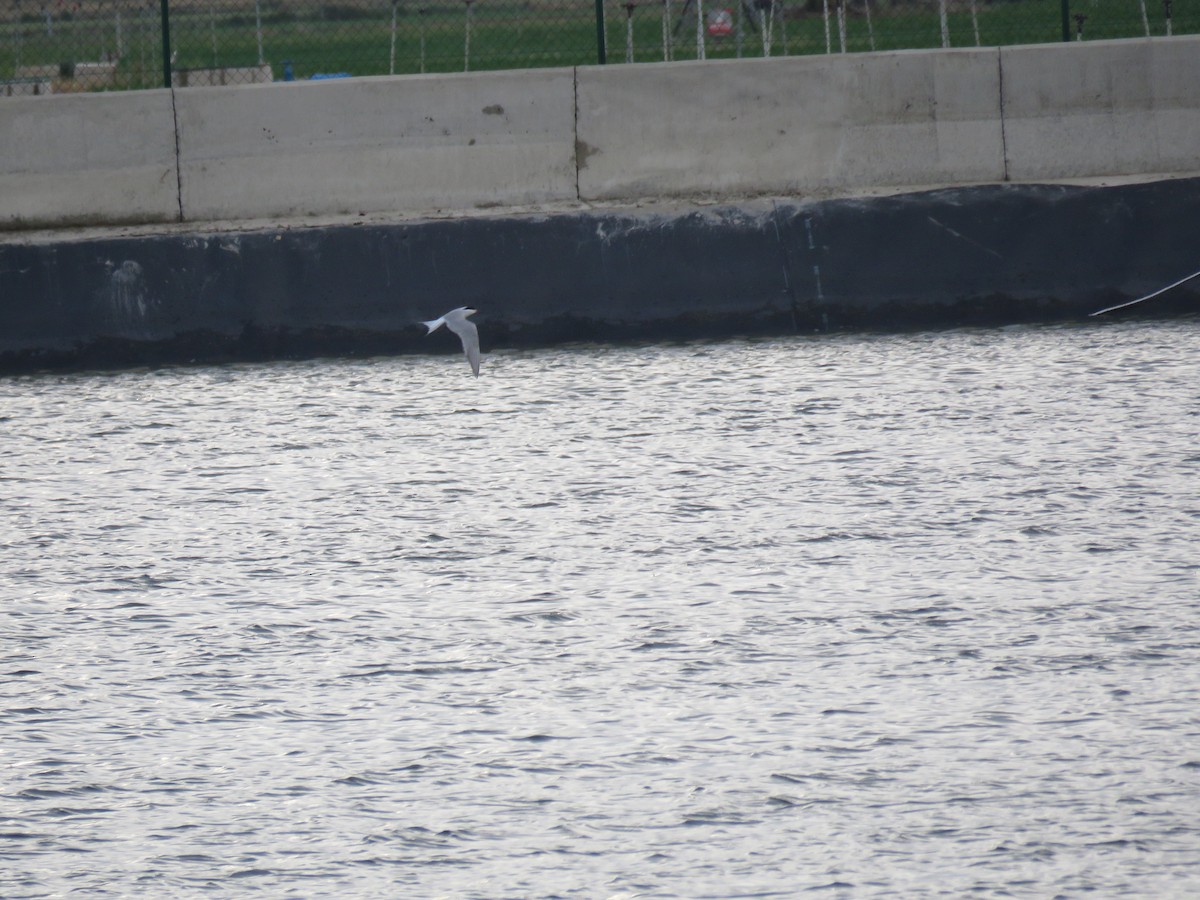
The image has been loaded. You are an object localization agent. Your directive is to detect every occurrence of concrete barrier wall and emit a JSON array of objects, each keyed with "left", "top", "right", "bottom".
[
  {"left": 3, "top": 36, "right": 1200, "bottom": 229},
  {"left": 175, "top": 69, "right": 578, "bottom": 221},
  {"left": 1001, "top": 38, "right": 1200, "bottom": 180},
  {"left": 575, "top": 48, "right": 1006, "bottom": 199},
  {"left": 578, "top": 36, "right": 1200, "bottom": 199},
  {"left": 0, "top": 90, "right": 179, "bottom": 228}
]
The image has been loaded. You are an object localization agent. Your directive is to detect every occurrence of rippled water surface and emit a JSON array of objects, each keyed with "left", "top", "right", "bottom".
[{"left": 3, "top": 320, "right": 1200, "bottom": 898}]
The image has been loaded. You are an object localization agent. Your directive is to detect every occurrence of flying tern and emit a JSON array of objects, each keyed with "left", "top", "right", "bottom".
[{"left": 422, "top": 306, "right": 480, "bottom": 376}]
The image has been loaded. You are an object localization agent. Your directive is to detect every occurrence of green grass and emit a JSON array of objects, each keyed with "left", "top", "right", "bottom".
[{"left": 0, "top": 0, "right": 1194, "bottom": 90}]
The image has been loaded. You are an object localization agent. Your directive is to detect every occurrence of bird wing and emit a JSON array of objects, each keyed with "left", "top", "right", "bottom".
[{"left": 445, "top": 318, "right": 480, "bottom": 377}]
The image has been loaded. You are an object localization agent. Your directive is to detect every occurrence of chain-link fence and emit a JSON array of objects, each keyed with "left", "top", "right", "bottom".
[{"left": 1, "top": 0, "right": 1192, "bottom": 94}]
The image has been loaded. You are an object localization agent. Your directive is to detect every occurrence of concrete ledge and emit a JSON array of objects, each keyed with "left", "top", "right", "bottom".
[
  {"left": 174, "top": 70, "right": 578, "bottom": 221},
  {"left": 0, "top": 91, "right": 180, "bottom": 229},
  {"left": 575, "top": 49, "right": 1005, "bottom": 201},
  {"left": 1002, "top": 36, "right": 1200, "bottom": 180}
]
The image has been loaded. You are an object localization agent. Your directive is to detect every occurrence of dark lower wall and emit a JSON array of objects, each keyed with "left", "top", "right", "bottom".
[{"left": 3, "top": 178, "right": 1199, "bottom": 373}]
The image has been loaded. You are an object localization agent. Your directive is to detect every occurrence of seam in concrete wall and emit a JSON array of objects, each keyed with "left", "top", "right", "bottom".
[
  {"left": 168, "top": 88, "right": 185, "bottom": 222},
  {"left": 571, "top": 66, "right": 582, "bottom": 203},
  {"left": 998, "top": 47, "right": 1010, "bottom": 183}
]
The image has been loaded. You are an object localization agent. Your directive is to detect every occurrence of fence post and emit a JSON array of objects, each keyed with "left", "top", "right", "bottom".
[
  {"left": 160, "top": 0, "right": 172, "bottom": 87},
  {"left": 595, "top": 0, "right": 607, "bottom": 63},
  {"left": 1060, "top": 0, "right": 1070, "bottom": 40}
]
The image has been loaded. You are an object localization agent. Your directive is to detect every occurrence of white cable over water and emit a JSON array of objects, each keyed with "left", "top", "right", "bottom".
[{"left": 1090, "top": 267, "right": 1200, "bottom": 316}]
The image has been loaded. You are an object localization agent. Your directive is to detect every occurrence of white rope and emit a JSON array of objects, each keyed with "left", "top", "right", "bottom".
[{"left": 1090, "top": 267, "right": 1200, "bottom": 316}]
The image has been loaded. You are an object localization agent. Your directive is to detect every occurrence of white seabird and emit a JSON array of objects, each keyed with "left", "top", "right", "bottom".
[{"left": 422, "top": 306, "right": 480, "bottom": 376}]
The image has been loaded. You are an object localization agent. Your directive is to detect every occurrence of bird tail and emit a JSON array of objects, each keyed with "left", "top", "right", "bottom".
[{"left": 421, "top": 317, "right": 445, "bottom": 334}]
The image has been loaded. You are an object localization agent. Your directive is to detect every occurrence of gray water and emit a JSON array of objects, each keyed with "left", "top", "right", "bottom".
[{"left": 3, "top": 320, "right": 1199, "bottom": 898}]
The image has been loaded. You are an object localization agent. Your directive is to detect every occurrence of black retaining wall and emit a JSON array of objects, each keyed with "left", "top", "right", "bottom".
[{"left": 2, "top": 179, "right": 1198, "bottom": 373}]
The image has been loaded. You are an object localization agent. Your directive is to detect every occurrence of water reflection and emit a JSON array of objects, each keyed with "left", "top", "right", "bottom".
[{"left": 2, "top": 320, "right": 1199, "bottom": 897}]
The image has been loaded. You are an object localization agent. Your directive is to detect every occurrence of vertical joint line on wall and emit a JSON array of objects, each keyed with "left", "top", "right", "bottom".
[
  {"left": 169, "top": 88, "right": 184, "bottom": 222},
  {"left": 998, "top": 48, "right": 1010, "bottom": 183},
  {"left": 572, "top": 67, "right": 582, "bottom": 202}
]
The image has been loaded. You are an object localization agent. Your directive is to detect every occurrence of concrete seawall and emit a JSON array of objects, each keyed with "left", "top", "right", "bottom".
[
  {"left": 4, "top": 36, "right": 1200, "bottom": 228},
  {"left": 3, "top": 178, "right": 1199, "bottom": 372},
  {"left": 3, "top": 37, "right": 1200, "bottom": 371}
]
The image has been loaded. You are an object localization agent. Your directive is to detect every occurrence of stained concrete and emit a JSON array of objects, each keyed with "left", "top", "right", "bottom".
[
  {"left": 575, "top": 49, "right": 1006, "bottom": 200},
  {"left": 1000, "top": 38, "right": 1200, "bottom": 180},
  {"left": 0, "top": 90, "right": 180, "bottom": 229},
  {"left": 174, "top": 70, "right": 579, "bottom": 221},
  {"left": 3, "top": 178, "right": 1198, "bottom": 373}
]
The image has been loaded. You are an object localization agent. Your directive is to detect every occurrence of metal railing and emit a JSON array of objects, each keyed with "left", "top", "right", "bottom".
[{"left": 0, "top": 0, "right": 1191, "bottom": 94}]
